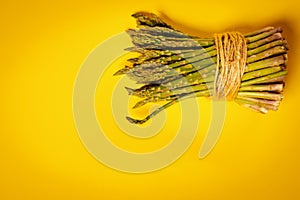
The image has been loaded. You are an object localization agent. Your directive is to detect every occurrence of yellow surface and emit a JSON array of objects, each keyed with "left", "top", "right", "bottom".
[{"left": 1, "top": 0, "right": 300, "bottom": 199}]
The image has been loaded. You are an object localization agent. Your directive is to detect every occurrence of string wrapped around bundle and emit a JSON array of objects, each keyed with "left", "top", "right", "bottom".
[{"left": 114, "top": 12, "right": 288, "bottom": 124}]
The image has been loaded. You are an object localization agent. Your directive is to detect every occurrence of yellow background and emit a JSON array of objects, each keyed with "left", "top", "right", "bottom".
[{"left": 1, "top": 0, "right": 300, "bottom": 199}]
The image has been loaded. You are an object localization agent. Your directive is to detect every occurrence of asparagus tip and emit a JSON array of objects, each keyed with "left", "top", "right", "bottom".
[
  {"left": 113, "top": 70, "right": 124, "bottom": 76},
  {"left": 127, "top": 58, "right": 138, "bottom": 63},
  {"left": 126, "top": 116, "right": 147, "bottom": 124},
  {"left": 125, "top": 87, "right": 135, "bottom": 95},
  {"left": 132, "top": 100, "right": 146, "bottom": 109},
  {"left": 113, "top": 67, "right": 131, "bottom": 76},
  {"left": 124, "top": 47, "right": 138, "bottom": 52},
  {"left": 131, "top": 11, "right": 149, "bottom": 18}
]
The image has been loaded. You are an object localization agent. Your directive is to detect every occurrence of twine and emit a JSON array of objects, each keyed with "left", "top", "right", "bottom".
[{"left": 213, "top": 32, "right": 247, "bottom": 100}]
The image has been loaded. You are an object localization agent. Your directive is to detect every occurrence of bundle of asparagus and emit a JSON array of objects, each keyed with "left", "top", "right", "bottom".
[{"left": 114, "top": 12, "right": 288, "bottom": 124}]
